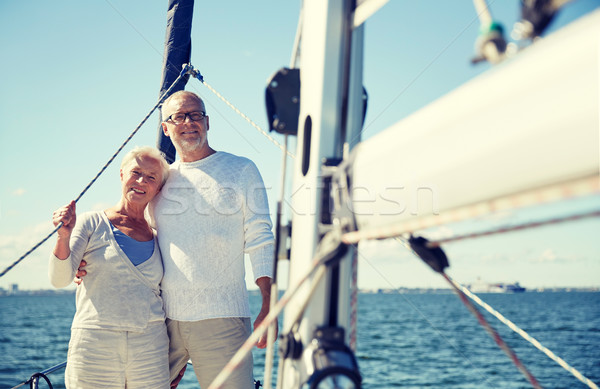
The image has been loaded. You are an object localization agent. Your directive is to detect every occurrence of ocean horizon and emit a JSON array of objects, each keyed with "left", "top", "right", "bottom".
[{"left": 1, "top": 291, "right": 598, "bottom": 388}]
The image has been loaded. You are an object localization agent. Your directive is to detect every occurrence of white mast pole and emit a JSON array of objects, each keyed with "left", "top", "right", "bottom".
[{"left": 278, "top": 0, "right": 365, "bottom": 387}]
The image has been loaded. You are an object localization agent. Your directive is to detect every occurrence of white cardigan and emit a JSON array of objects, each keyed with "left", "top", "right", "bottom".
[{"left": 49, "top": 211, "right": 165, "bottom": 331}]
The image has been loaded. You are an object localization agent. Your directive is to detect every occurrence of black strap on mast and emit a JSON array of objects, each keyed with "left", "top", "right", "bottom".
[{"left": 156, "top": 0, "right": 195, "bottom": 163}]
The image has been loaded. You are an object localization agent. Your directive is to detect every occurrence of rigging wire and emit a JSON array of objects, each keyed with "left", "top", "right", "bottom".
[
  {"left": 196, "top": 77, "right": 296, "bottom": 160},
  {"left": 404, "top": 232, "right": 543, "bottom": 387},
  {"left": 449, "top": 277, "right": 599, "bottom": 389},
  {"left": 342, "top": 175, "right": 600, "bottom": 244},
  {"left": 0, "top": 67, "right": 190, "bottom": 280},
  {"left": 350, "top": 0, "right": 498, "bottom": 144},
  {"left": 348, "top": 247, "right": 359, "bottom": 351},
  {"left": 263, "top": 136, "right": 290, "bottom": 389},
  {"left": 265, "top": 16, "right": 304, "bottom": 387},
  {"left": 189, "top": 85, "right": 263, "bottom": 154},
  {"left": 441, "top": 272, "right": 543, "bottom": 389},
  {"left": 363, "top": 240, "right": 501, "bottom": 387},
  {"left": 426, "top": 209, "right": 600, "bottom": 247},
  {"left": 398, "top": 232, "right": 599, "bottom": 388},
  {"left": 210, "top": 266, "right": 328, "bottom": 389}
]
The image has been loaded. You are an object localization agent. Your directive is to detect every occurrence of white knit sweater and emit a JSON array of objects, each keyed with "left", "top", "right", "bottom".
[{"left": 149, "top": 151, "right": 274, "bottom": 321}]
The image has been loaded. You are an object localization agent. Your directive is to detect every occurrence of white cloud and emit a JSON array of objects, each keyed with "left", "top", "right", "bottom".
[
  {"left": 536, "top": 248, "right": 558, "bottom": 263},
  {"left": 12, "top": 188, "right": 26, "bottom": 196},
  {"left": 0, "top": 221, "right": 56, "bottom": 290},
  {"left": 529, "top": 248, "right": 582, "bottom": 264}
]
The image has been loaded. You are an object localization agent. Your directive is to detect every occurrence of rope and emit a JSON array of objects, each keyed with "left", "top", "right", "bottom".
[
  {"left": 342, "top": 175, "right": 599, "bottom": 244},
  {"left": 272, "top": 266, "right": 330, "bottom": 389},
  {"left": 0, "top": 225, "right": 63, "bottom": 279},
  {"left": 349, "top": 247, "right": 359, "bottom": 351},
  {"left": 207, "top": 268, "right": 327, "bottom": 389},
  {"left": 456, "top": 279, "right": 599, "bottom": 389},
  {"left": 0, "top": 66, "right": 190, "bottom": 280},
  {"left": 263, "top": 135, "right": 290, "bottom": 389},
  {"left": 207, "top": 237, "right": 334, "bottom": 389},
  {"left": 263, "top": 281, "right": 279, "bottom": 389},
  {"left": 473, "top": 0, "right": 494, "bottom": 26},
  {"left": 401, "top": 225, "right": 597, "bottom": 387},
  {"left": 361, "top": 238, "right": 500, "bottom": 386},
  {"left": 443, "top": 273, "right": 543, "bottom": 389},
  {"left": 427, "top": 209, "right": 600, "bottom": 247},
  {"left": 194, "top": 75, "right": 295, "bottom": 160}
]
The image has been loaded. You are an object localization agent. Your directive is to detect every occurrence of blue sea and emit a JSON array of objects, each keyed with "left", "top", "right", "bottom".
[{"left": 1, "top": 291, "right": 598, "bottom": 388}]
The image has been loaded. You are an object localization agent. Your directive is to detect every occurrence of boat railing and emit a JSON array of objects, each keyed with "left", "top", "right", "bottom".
[
  {"left": 11, "top": 361, "right": 66, "bottom": 389},
  {"left": 11, "top": 360, "right": 263, "bottom": 389}
]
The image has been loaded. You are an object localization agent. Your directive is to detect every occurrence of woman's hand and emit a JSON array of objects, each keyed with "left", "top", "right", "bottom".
[
  {"left": 53, "top": 200, "right": 76, "bottom": 237},
  {"left": 52, "top": 200, "right": 76, "bottom": 260}
]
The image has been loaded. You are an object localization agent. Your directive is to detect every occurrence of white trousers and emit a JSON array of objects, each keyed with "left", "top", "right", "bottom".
[
  {"left": 65, "top": 322, "right": 169, "bottom": 389},
  {"left": 167, "top": 317, "right": 254, "bottom": 389}
]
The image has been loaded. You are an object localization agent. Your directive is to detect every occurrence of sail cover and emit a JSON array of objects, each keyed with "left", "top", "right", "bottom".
[
  {"left": 347, "top": 10, "right": 600, "bottom": 239},
  {"left": 156, "top": 0, "right": 195, "bottom": 163}
]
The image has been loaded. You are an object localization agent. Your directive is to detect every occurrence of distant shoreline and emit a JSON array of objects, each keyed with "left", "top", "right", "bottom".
[{"left": 2, "top": 287, "right": 598, "bottom": 297}]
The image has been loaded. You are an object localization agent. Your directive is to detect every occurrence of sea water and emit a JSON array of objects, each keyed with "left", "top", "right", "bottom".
[{"left": 1, "top": 291, "right": 598, "bottom": 388}]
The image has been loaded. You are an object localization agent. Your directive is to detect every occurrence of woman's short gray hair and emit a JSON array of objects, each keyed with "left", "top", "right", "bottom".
[{"left": 120, "top": 146, "right": 170, "bottom": 187}]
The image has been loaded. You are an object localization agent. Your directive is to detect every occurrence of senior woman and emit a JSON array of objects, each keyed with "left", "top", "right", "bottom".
[{"left": 49, "top": 146, "right": 170, "bottom": 388}]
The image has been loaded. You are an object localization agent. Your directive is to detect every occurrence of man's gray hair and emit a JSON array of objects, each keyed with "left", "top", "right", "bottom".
[{"left": 161, "top": 91, "right": 206, "bottom": 121}]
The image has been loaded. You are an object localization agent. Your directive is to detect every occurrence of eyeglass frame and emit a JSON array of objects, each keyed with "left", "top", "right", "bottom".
[{"left": 164, "top": 111, "right": 208, "bottom": 124}]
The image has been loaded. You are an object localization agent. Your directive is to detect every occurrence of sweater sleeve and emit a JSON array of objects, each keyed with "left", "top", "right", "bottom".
[
  {"left": 48, "top": 213, "right": 92, "bottom": 288},
  {"left": 242, "top": 161, "right": 275, "bottom": 280},
  {"left": 48, "top": 253, "right": 78, "bottom": 288}
]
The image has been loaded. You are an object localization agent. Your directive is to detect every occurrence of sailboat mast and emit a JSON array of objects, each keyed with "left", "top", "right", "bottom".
[
  {"left": 156, "top": 0, "right": 195, "bottom": 163},
  {"left": 279, "top": 0, "right": 365, "bottom": 386}
]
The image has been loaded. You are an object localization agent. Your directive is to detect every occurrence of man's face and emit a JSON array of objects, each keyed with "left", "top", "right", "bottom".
[{"left": 162, "top": 95, "right": 210, "bottom": 158}]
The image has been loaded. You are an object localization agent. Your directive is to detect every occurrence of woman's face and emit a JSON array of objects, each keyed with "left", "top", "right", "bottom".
[{"left": 120, "top": 156, "right": 164, "bottom": 207}]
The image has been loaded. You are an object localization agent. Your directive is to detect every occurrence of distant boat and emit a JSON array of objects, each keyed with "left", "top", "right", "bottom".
[
  {"left": 502, "top": 283, "right": 526, "bottom": 293},
  {"left": 469, "top": 280, "right": 526, "bottom": 293}
]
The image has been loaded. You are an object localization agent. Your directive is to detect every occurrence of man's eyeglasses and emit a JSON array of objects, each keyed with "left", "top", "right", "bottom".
[{"left": 165, "top": 111, "right": 207, "bottom": 124}]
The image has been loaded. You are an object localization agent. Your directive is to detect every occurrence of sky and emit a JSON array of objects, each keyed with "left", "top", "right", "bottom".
[{"left": 0, "top": 0, "right": 599, "bottom": 292}]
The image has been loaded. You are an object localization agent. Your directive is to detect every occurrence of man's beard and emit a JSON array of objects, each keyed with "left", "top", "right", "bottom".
[{"left": 177, "top": 137, "right": 204, "bottom": 154}]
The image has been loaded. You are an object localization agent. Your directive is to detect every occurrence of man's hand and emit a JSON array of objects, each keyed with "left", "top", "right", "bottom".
[
  {"left": 73, "top": 260, "right": 87, "bottom": 285},
  {"left": 170, "top": 365, "right": 187, "bottom": 388},
  {"left": 254, "top": 276, "right": 278, "bottom": 349}
]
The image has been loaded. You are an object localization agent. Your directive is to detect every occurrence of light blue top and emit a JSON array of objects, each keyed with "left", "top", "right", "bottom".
[{"left": 111, "top": 225, "right": 155, "bottom": 266}]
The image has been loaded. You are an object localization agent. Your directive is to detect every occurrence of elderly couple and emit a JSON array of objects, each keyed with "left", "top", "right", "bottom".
[{"left": 49, "top": 91, "right": 275, "bottom": 388}]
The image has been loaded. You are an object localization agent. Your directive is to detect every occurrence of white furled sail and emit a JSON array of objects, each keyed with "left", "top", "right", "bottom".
[{"left": 348, "top": 10, "right": 600, "bottom": 240}]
